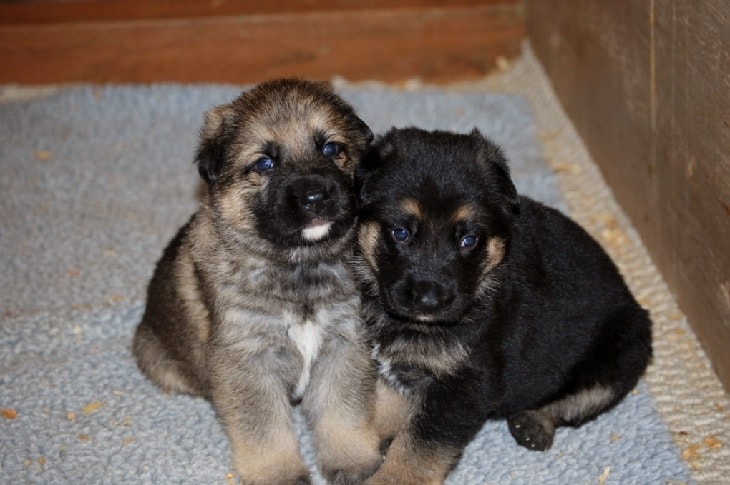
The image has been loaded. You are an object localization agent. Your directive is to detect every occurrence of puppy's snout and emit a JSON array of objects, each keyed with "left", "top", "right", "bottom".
[
  {"left": 409, "top": 279, "right": 455, "bottom": 313},
  {"left": 301, "top": 189, "right": 329, "bottom": 213},
  {"left": 290, "top": 176, "right": 336, "bottom": 215}
]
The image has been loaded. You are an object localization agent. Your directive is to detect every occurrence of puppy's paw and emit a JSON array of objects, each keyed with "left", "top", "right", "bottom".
[
  {"left": 322, "top": 459, "right": 382, "bottom": 485},
  {"left": 507, "top": 410, "right": 555, "bottom": 451},
  {"left": 231, "top": 446, "right": 311, "bottom": 485},
  {"left": 238, "top": 473, "right": 311, "bottom": 485}
]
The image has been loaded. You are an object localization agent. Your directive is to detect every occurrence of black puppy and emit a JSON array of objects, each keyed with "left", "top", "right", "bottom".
[{"left": 353, "top": 127, "right": 652, "bottom": 484}]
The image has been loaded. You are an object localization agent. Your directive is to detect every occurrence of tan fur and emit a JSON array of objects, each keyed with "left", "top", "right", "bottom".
[
  {"left": 228, "top": 420, "right": 309, "bottom": 485},
  {"left": 310, "top": 411, "right": 382, "bottom": 481},
  {"left": 358, "top": 221, "right": 381, "bottom": 276},
  {"left": 365, "top": 431, "right": 459, "bottom": 485},
  {"left": 375, "top": 331, "right": 469, "bottom": 383},
  {"left": 485, "top": 236, "right": 506, "bottom": 273},
  {"left": 542, "top": 385, "right": 617, "bottom": 424},
  {"left": 450, "top": 203, "right": 475, "bottom": 224},
  {"left": 133, "top": 79, "right": 377, "bottom": 484},
  {"left": 374, "top": 378, "right": 411, "bottom": 441},
  {"left": 400, "top": 197, "right": 423, "bottom": 220},
  {"left": 476, "top": 236, "right": 507, "bottom": 297}
]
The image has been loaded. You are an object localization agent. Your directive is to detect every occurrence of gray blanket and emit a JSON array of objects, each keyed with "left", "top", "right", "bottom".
[{"left": 0, "top": 84, "right": 692, "bottom": 484}]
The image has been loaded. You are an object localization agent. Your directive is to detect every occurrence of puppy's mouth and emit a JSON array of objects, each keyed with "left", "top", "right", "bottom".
[
  {"left": 385, "top": 308, "right": 458, "bottom": 325},
  {"left": 301, "top": 218, "right": 334, "bottom": 242}
]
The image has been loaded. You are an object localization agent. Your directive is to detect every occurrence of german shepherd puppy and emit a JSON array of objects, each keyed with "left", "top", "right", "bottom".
[
  {"left": 353, "top": 127, "right": 652, "bottom": 484},
  {"left": 133, "top": 79, "right": 381, "bottom": 484}
]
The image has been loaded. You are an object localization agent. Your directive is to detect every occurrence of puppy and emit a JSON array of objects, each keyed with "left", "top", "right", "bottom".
[
  {"left": 133, "top": 79, "right": 381, "bottom": 484},
  {"left": 353, "top": 127, "right": 652, "bottom": 484}
]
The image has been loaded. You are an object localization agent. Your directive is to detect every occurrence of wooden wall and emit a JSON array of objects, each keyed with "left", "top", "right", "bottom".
[
  {"left": 0, "top": 0, "right": 524, "bottom": 84},
  {"left": 527, "top": 0, "right": 730, "bottom": 390}
]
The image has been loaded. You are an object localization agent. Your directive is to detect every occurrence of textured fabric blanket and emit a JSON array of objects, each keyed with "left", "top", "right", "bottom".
[{"left": 0, "top": 84, "right": 692, "bottom": 484}]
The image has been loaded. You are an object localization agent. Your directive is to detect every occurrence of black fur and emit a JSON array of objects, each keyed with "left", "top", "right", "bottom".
[{"left": 354, "top": 127, "right": 652, "bottom": 483}]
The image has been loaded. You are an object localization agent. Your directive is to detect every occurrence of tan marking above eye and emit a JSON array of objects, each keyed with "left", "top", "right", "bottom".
[
  {"left": 400, "top": 198, "right": 423, "bottom": 219},
  {"left": 451, "top": 203, "right": 476, "bottom": 224}
]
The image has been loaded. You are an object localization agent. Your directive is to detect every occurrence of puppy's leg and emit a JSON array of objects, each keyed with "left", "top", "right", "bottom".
[
  {"left": 366, "top": 380, "right": 484, "bottom": 485},
  {"left": 374, "top": 378, "right": 411, "bottom": 454},
  {"left": 303, "top": 338, "right": 382, "bottom": 484},
  {"left": 365, "top": 430, "right": 460, "bottom": 485},
  {"left": 209, "top": 344, "right": 310, "bottom": 485},
  {"left": 507, "top": 384, "right": 618, "bottom": 451},
  {"left": 509, "top": 305, "right": 651, "bottom": 451},
  {"left": 133, "top": 322, "right": 206, "bottom": 396}
]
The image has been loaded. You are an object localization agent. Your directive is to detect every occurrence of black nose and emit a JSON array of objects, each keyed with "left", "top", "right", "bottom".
[
  {"left": 289, "top": 175, "right": 336, "bottom": 216},
  {"left": 300, "top": 188, "right": 330, "bottom": 214},
  {"left": 409, "top": 280, "right": 454, "bottom": 312},
  {"left": 303, "top": 189, "right": 326, "bottom": 205}
]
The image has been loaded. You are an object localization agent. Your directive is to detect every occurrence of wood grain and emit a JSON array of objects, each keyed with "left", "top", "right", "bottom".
[
  {"left": 527, "top": 0, "right": 730, "bottom": 390},
  {"left": 0, "top": 0, "right": 520, "bottom": 24},
  {"left": 0, "top": 1, "right": 524, "bottom": 84}
]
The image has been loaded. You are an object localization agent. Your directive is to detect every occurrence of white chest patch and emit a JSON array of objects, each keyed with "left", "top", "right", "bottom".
[{"left": 287, "top": 315, "right": 324, "bottom": 399}]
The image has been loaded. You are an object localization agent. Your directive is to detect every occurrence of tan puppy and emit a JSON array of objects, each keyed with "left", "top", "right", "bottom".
[{"left": 133, "top": 79, "right": 380, "bottom": 484}]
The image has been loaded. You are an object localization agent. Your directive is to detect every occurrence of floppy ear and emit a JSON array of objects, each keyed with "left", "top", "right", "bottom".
[
  {"left": 471, "top": 128, "right": 520, "bottom": 217},
  {"left": 194, "top": 104, "right": 237, "bottom": 185}
]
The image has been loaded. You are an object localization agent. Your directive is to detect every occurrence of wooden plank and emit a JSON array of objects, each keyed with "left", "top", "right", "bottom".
[
  {"left": 0, "top": 0, "right": 520, "bottom": 24},
  {"left": 527, "top": 0, "right": 730, "bottom": 390},
  {"left": 0, "top": 5, "right": 524, "bottom": 84}
]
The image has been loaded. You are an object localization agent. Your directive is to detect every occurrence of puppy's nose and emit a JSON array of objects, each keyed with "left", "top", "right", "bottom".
[
  {"left": 300, "top": 189, "right": 330, "bottom": 214},
  {"left": 410, "top": 280, "right": 454, "bottom": 312}
]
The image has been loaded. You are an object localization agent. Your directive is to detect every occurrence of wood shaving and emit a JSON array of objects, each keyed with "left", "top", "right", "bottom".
[
  {"left": 496, "top": 56, "right": 511, "bottom": 72},
  {"left": 34, "top": 150, "right": 51, "bottom": 161},
  {"left": 82, "top": 401, "right": 103, "bottom": 415},
  {"left": 67, "top": 411, "right": 76, "bottom": 421},
  {"left": 703, "top": 436, "right": 722, "bottom": 450},
  {"left": 682, "top": 444, "right": 700, "bottom": 461},
  {"left": 597, "top": 466, "right": 611, "bottom": 485},
  {"left": 2, "top": 408, "right": 17, "bottom": 419}
]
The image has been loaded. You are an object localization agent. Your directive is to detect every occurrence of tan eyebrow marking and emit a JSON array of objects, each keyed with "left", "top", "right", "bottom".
[
  {"left": 400, "top": 198, "right": 423, "bottom": 219},
  {"left": 451, "top": 203, "right": 475, "bottom": 223}
]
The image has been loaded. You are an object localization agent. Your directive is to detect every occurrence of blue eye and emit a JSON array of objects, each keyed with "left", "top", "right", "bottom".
[
  {"left": 254, "top": 156, "right": 274, "bottom": 172},
  {"left": 460, "top": 235, "right": 478, "bottom": 248},
  {"left": 322, "top": 142, "right": 341, "bottom": 158},
  {"left": 392, "top": 227, "right": 411, "bottom": 243}
]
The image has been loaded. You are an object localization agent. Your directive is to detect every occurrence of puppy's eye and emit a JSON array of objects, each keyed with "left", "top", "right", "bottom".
[
  {"left": 254, "top": 156, "right": 274, "bottom": 172},
  {"left": 392, "top": 227, "right": 411, "bottom": 243},
  {"left": 322, "top": 141, "right": 341, "bottom": 158},
  {"left": 459, "top": 234, "right": 479, "bottom": 248}
]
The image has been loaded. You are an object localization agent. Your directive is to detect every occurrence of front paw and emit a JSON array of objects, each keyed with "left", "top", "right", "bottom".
[
  {"left": 363, "top": 469, "right": 393, "bottom": 485},
  {"left": 230, "top": 443, "right": 311, "bottom": 485},
  {"left": 322, "top": 457, "right": 382, "bottom": 485},
  {"left": 507, "top": 410, "right": 555, "bottom": 451},
  {"left": 233, "top": 467, "right": 311, "bottom": 485}
]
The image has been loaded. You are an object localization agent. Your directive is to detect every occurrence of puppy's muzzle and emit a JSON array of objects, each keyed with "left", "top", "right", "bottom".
[
  {"left": 286, "top": 172, "right": 351, "bottom": 242},
  {"left": 289, "top": 175, "right": 338, "bottom": 217},
  {"left": 388, "top": 275, "right": 457, "bottom": 321}
]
